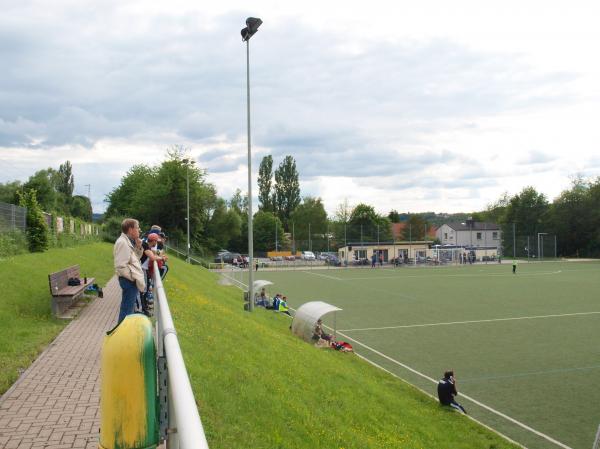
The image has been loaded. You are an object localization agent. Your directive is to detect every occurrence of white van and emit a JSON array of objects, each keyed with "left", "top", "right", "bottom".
[{"left": 301, "top": 251, "right": 316, "bottom": 260}]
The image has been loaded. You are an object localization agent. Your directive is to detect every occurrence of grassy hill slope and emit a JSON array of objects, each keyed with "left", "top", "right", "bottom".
[
  {"left": 166, "top": 257, "right": 520, "bottom": 449},
  {"left": 1, "top": 243, "right": 115, "bottom": 394}
]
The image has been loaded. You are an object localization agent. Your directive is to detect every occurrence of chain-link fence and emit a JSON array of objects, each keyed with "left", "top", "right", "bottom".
[
  {"left": 0, "top": 202, "right": 26, "bottom": 232},
  {"left": 277, "top": 223, "right": 424, "bottom": 254},
  {"left": 501, "top": 226, "right": 558, "bottom": 260}
]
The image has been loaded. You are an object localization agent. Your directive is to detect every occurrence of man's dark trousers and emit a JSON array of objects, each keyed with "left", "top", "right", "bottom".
[{"left": 118, "top": 276, "right": 138, "bottom": 324}]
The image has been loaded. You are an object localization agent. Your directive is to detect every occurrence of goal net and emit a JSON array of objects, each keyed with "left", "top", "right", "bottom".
[{"left": 431, "top": 246, "right": 462, "bottom": 265}]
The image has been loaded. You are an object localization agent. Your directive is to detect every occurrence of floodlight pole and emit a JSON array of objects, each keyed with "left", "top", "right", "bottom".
[
  {"left": 241, "top": 17, "right": 262, "bottom": 311},
  {"left": 246, "top": 37, "right": 254, "bottom": 311}
]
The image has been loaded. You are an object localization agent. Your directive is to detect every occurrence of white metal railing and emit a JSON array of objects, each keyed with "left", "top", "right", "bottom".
[
  {"left": 153, "top": 261, "right": 210, "bottom": 449},
  {"left": 165, "top": 245, "right": 204, "bottom": 265},
  {"left": 593, "top": 424, "right": 600, "bottom": 449}
]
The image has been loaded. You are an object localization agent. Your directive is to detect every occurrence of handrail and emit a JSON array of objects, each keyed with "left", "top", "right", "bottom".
[
  {"left": 165, "top": 244, "right": 205, "bottom": 265},
  {"left": 153, "top": 261, "right": 210, "bottom": 449}
]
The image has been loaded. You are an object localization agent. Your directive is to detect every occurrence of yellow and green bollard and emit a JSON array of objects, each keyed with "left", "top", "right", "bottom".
[{"left": 99, "top": 314, "right": 159, "bottom": 449}]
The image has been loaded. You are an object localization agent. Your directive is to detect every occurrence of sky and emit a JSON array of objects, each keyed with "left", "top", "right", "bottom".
[{"left": 1, "top": 0, "right": 600, "bottom": 215}]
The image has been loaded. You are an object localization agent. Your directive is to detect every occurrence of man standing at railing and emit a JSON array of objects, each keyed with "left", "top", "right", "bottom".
[{"left": 114, "top": 218, "right": 146, "bottom": 324}]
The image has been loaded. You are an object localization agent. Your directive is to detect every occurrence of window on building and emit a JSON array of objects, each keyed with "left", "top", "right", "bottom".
[
  {"left": 476, "top": 232, "right": 482, "bottom": 240},
  {"left": 444, "top": 233, "right": 448, "bottom": 239},
  {"left": 493, "top": 231, "right": 498, "bottom": 240},
  {"left": 354, "top": 249, "right": 367, "bottom": 259}
]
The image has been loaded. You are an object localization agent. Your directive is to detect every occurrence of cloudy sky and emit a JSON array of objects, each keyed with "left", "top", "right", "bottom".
[{"left": 1, "top": 0, "right": 599, "bottom": 215}]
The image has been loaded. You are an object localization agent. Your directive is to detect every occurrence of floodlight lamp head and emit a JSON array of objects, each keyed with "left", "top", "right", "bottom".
[{"left": 241, "top": 17, "right": 262, "bottom": 41}]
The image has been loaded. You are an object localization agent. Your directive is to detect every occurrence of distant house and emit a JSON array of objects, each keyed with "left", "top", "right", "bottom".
[{"left": 436, "top": 219, "right": 501, "bottom": 248}]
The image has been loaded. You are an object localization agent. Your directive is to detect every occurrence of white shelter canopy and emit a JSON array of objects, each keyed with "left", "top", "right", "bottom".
[
  {"left": 291, "top": 301, "right": 342, "bottom": 343},
  {"left": 253, "top": 280, "right": 273, "bottom": 291}
]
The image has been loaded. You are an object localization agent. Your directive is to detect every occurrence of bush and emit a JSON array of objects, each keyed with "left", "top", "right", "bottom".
[
  {"left": 102, "top": 216, "right": 124, "bottom": 243},
  {"left": 0, "top": 230, "right": 28, "bottom": 258},
  {"left": 17, "top": 190, "right": 49, "bottom": 252}
]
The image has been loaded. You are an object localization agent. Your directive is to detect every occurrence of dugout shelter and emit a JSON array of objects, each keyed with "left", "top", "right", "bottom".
[{"left": 291, "top": 301, "right": 342, "bottom": 343}]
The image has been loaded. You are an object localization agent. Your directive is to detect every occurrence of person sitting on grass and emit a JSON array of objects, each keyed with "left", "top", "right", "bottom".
[
  {"left": 255, "top": 288, "right": 270, "bottom": 307},
  {"left": 437, "top": 370, "right": 467, "bottom": 414},
  {"left": 270, "top": 293, "right": 282, "bottom": 311},
  {"left": 312, "top": 319, "right": 333, "bottom": 342},
  {"left": 279, "top": 296, "right": 292, "bottom": 316}
]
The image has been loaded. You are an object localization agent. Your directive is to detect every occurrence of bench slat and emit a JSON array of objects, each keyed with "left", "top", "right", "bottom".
[{"left": 49, "top": 265, "right": 80, "bottom": 294}]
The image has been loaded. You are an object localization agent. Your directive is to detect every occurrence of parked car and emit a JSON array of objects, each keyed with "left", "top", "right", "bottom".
[
  {"left": 301, "top": 251, "right": 316, "bottom": 261},
  {"left": 284, "top": 255, "right": 296, "bottom": 261},
  {"left": 270, "top": 255, "right": 283, "bottom": 261},
  {"left": 326, "top": 255, "right": 342, "bottom": 266},
  {"left": 214, "top": 252, "right": 242, "bottom": 264}
]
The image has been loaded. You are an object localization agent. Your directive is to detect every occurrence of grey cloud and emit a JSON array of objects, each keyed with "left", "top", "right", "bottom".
[
  {"left": 1, "top": 8, "right": 575, "bottom": 147},
  {"left": 518, "top": 150, "right": 557, "bottom": 165},
  {"left": 0, "top": 4, "right": 578, "bottom": 202}
]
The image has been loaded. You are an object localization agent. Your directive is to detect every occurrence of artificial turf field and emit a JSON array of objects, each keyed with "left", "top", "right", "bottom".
[{"left": 233, "top": 261, "right": 600, "bottom": 449}]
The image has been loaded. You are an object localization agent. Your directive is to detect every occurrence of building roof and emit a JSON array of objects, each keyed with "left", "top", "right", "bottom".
[{"left": 444, "top": 221, "right": 500, "bottom": 231}]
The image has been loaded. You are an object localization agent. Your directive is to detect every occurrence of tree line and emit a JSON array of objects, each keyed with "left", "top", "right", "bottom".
[
  {"left": 6, "top": 150, "right": 598, "bottom": 258},
  {"left": 473, "top": 179, "right": 600, "bottom": 257},
  {"left": 0, "top": 161, "right": 92, "bottom": 221}
]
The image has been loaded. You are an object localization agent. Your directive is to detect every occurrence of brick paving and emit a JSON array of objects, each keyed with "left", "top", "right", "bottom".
[{"left": 0, "top": 276, "right": 121, "bottom": 449}]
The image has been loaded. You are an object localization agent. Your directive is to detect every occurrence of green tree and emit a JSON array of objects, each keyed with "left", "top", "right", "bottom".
[
  {"left": 501, "top": 187, "right": 549, "bottom": 256},
  {"left": 23, "top": 169, "right": 58, "bottom": 212},
  {"left": 290, "top": 197, "right": 328, "bottom": 251},
  {"left": 230, "top": 189, "right": 248, "bottom": 215},
  {"left": 253, "top": 210, "right": 284, "bottom": 252},
  {"left": 504, "top": 187, "right": 549, "bottom": 235},
  {"left": 105, "top": 164, "right": 155, "bottom": 218},
  {"left": 273, "top": 155, "right": 300, "bottom": 230},
  {"left": 388, "top": 210, "right": 401, "bottom": 223},
  {"left": 348, "top": 204, "right": 392, "bottom": 243},
  {"left": 56, "top": 161, "right": 74, "bottom": 200},
  {"left": 104, "top": 148, "right": 218, "bottom": 254},
  {"left": 17, "top": 189, "right": 49, "bottom": 252},
  {"left": 205, "top": 198, "right": 242, "bottom": 251},
  {"left": 0, "top": 181, "right": 22, "bottom": 204},
  {"left": 401, "top": 214, "right": 428, "bottom": 241},
  {"left": 71, "top": 195, "right": 92, "bottom": 221},
  {"left": 257, "top": 155, "right": 273, "bottom": 212},
  {"left": 546, "top": 177, "right": 599, "bottom": 257}
]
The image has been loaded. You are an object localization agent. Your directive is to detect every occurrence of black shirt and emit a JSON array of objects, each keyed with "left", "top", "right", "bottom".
[
  {"left": 437, "top": 377, "right": 457, "bottom": 405},
  {"left": 140, "top": 241, "right": 151, "bottom": 265}
]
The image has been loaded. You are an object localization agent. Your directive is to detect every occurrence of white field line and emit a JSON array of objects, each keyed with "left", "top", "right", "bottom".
[
  {"left": 219, "top": 276, "right": 572, "bottom": 448},
  {"left": 352, "top": 353, "right": 527, "bottom": 449},
  {"left": 340, "top": 269, "right": 563, "bottom": 282},
  {"left": 220, "top": 272, "right": 247, "bottom": 289},
  {"left": 300, "top": 271, "right": 344, "bottom": 281},
  {"left": 339, "top": 310, "right": 600, "bottom": 332},
  {"left": 333, "top": 328, "right": 573, "bottom": 449}
]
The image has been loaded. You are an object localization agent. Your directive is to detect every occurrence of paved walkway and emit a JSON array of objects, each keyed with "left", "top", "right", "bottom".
[{"left": 0, "top": 276, "right": 120, "bottom": 449}]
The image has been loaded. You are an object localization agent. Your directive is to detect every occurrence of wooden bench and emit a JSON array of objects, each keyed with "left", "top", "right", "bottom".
[{"left": 48, "top": 265, "right": 95, "bottom": 318}]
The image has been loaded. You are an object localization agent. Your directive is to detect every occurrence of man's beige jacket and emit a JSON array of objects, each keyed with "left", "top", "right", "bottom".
[{"left": 114, "top": 233, "right": 145, "bottom": 292}]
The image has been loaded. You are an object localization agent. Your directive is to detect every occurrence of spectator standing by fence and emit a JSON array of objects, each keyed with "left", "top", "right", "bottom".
[{"left": 114, "top": 218, "right": 146, "bottom": 324}]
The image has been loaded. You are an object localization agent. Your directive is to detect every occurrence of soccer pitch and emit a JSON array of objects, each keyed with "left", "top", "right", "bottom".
[{"left": 237, "top": 261, "right": 600, "bottom": 449}]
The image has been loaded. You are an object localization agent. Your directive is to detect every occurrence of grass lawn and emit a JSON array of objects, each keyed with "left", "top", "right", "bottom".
[
  {"left": 165, "top": 257, "right": 521, "bottom": 449},
  {"left": 0, "top": 243, "right": 115, "bottom": 394},
  {"left": 237, "top": 261, "right": 600, "bottom": 449}
]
